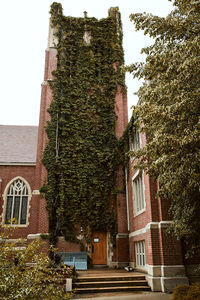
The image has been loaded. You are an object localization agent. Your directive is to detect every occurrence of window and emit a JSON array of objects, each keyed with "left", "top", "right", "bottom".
[
  {"left": 5, "top": 178, "right": 29, "bottom": 225},
  {"left": 135, "top": 240, "right": 146, "bottom": 267},
  {"left": 132, "top": 172, "right": 145, "bottom": 215},
  {"left": 130, "top": 129, "right": 140, "bottom": 151}
]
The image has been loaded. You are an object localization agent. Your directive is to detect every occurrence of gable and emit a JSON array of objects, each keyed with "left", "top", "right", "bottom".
[{"left": 0, "top": 125, "right": 38, "bottom": 164}]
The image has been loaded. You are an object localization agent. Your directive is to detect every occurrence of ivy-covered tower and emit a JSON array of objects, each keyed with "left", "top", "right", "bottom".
[{"left": 36, "top": 2, "right": 128, "bottom": 267}]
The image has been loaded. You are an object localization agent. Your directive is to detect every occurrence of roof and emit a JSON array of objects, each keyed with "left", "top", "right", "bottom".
[{"left": 0, "top": 125, "right": 38, "bottom": 164}]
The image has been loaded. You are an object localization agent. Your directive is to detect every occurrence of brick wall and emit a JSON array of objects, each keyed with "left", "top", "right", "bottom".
[
  {"left": 0, "top": 165, "right": 40, "bottom": 238},
  {"left": 34, "top": 48, "right": 57, "bottom": 235},
  {"left": 128, "top": 130, "right": 185, "bottom": 268}
]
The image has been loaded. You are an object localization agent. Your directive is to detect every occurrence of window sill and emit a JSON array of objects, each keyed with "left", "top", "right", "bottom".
[
  {"left": 134, "top": 208, "right": 146, "bottom": 218},
  {"left": 130, "top": 156, "right": 135, "bottom": 163},
  {"left": 3, "top": 223, "right": 29, "bottom": 228}
]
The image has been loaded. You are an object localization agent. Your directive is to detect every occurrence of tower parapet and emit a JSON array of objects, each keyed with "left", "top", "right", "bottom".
[{"left": 47, "top": 21, "right": 58, "bottom": 49}]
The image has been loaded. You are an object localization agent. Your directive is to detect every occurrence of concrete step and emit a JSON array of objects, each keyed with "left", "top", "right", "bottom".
[
  {"left": 74, "top": 280, "right": 148, "bottom": 288},
  {"left": 77, "top": 275, "right": 146, "bottom": 282},
  {"left": 74, "top": 273, "right": 150, "bottom": 295},
  {"left": 75, "top": 286, "right": 151, "bottom": 294}
]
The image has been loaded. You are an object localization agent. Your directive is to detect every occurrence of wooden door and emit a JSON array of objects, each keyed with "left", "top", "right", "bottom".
[{"left": 91, "top": 232, "right": 107, "bottom": 265}]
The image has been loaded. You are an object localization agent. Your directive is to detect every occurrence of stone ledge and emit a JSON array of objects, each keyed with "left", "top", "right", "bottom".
[
  {"left": 146, "top": 275, "right": 189, "bottom": 292},
  {"left": 27, "top": 233, "right": 49, "bottom": 239},
  {"left": 146, "top": 264, "right": 187, "bottom": 277},
  {"left": 161, "top": 276, "right": 189, "bottom": 293}
]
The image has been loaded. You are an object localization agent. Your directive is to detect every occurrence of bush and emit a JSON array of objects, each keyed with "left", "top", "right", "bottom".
[
  {"left": 187, "top": 283, "right": 200, "bottom": 300},
  {"left": 170, "top": 285, "right": 190, "bottom": 300},
  {"left": 171, "top": 283, "right": 200, "bottom": 300},
  {"left": 0, "top": 224, "right": 74, "bottom": 300}
]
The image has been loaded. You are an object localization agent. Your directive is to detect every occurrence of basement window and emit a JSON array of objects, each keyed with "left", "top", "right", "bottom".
[{"left": 135, "top": 240, "right": 146, "bottom": 267}]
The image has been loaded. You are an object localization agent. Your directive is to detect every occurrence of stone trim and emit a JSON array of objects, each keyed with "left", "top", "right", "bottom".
[
  {"left": 146, "top": 264, "right": 162, "bottom": 277},
  {"left": 47, "top": 19, "right": 58, "bottom": 49},
  {"left": 159, "top": 221, "right": 173, "bottom": 228},
  {"left": 0, "top": 163, "right": 36, "bottom": 166},
  {"left": 1, "top": 238, "right": 27, "bottom": 242},
  {"left": 146, "top": 222, "right": 159, "bottom": 230},
  {"left": 129, "top": 227, "right": 146, "bottom": 238},
  {"left": 146, "top": 264, "right": 186, "bottom": 277},
  {"left": 129, "top": 221, "right": 172, "bottom": 238},
  {"left": 27, "top": 233, "right": 45, "bottom": 239},
  {"left": 32, "top": 190, "right": 40, "bottom": 195},
  {"left": 116, "top": 233, "right": 129, "bottom": 238},
  {"left": 145, "top": 264, "right": 189, "bottom": 292},
  {"left": 160, "top": 276, "right": 189, "bottom": 293}
]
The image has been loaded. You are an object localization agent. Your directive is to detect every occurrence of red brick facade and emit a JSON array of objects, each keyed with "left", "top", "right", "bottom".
[{"left": 127, "top": 131, "right": 191, "bottom": 291}]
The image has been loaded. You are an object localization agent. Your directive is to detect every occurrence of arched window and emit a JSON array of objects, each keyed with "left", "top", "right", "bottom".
[{"left": 4, "top": 178, "right": 29, "bottom": 225}]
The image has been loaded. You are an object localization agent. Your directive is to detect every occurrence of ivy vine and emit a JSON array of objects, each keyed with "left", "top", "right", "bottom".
[{"left": 42, "top": 2, "right": 126, "bottom": 249}]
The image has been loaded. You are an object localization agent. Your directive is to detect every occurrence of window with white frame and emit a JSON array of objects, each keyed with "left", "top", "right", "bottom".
[
  {"left": 132, "top": 172, "right": 145, "bottom": 215},
  {"left": 135, "top": 240, "right": 146, "bottom": 267},
  {"left": 130, "top": 128, "right": 140, "bottom": 151},
  {"left": 5, "top": 178, "right": 29, "bottom": 225}
]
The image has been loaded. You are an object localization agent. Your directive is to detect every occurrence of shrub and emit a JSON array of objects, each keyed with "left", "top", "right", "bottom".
[
  {"left": 171, "top": 283, "right": 200, "bottom": 300},
  {"left": 170, "top": 285, "right": 190, "bottom": 300},
  {"left": 187, "top": 283, "right": 200, "bottom": 300},
  {"left": 0, "top": 224, "right": 74, "bottom": 300}
]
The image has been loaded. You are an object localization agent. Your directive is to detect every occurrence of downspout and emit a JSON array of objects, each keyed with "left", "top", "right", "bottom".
[{"left": 125, "top": 167, "right": 130, "bottom": 231}]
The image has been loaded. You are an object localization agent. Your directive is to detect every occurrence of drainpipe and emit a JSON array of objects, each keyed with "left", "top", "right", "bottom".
[
  {"left": 125, "top": 167, "right": 130, "bottom": 231},
  {"left": 0, "top": 178, "right": 2, "bottom": 194}
]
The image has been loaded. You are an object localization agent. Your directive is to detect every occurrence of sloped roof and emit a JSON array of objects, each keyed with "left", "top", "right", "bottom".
[{"left": 0, "top": 125, "right": 38, "bottom": 164}]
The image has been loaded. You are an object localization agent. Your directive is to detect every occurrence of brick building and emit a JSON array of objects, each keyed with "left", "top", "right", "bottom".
[
  {"left": 127, "top": 126, "right": 190, "bottom": 291},
  {"left": 0, "top": 5, "right": 197, "bottom": 292}
]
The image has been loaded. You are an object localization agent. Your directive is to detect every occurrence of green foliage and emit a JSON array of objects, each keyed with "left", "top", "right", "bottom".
[
  {"left": 119, "top": 115, "right": 135, "bottom": 178},
  {"left": 171, "top": 283, "right": 200, "bottom": 300},
  {"left": 0, "top": 225, "right": 73, "bottom": 300},
  {"left": 128, "top": 0, "right": 200, "bottom": 255},
  {"left": 42, "top": 3, "right": 125, "bottom": 246}
]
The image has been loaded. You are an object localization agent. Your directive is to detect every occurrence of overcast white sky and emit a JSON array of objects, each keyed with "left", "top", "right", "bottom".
[{"left": 0, "top": 0, "right": 173, "bottom": 125}]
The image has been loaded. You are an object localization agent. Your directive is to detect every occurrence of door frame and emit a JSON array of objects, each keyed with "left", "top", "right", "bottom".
[{"left": 91, "top": 231, "right": 107, "bottom": 265}]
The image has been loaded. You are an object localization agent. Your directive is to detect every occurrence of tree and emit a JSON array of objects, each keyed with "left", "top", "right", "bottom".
[
  {"left": 128, "top": 0, "right": 200, "bottom": 256},
  {"left": 0, "top": 224, "right": 73, "bottom": 300}
]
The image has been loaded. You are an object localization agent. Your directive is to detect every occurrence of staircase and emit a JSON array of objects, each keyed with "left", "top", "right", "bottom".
[{"left": 73, "top": 273, "right": 151, "bottom": 294}]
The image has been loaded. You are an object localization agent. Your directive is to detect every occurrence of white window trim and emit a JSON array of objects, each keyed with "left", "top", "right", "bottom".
[
  {"left": 2, "top": 176, "right": 32, "bottom": 227},
  {"left": 135, "top": 240, "right": 146, "bottom": 268},
  {"left": 132, "top": 170, "right": 146, "bottom": 217},
  {"left": 130, "top": 130, "right": 141, "bottom": 163}
]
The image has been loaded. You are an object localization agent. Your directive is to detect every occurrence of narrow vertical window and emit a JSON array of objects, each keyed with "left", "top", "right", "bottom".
[
  {"left": 132, "top": 173, "right": 145, "bottom": 215},
  {"left": 130, "top": 129, "right": 140, "bottom": 151},
  {"left": 5, "top": 179, "right": 29, "bottom": 225},
  {"left": 135, "top": 241, "right": 146, "bottom": 267}
]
